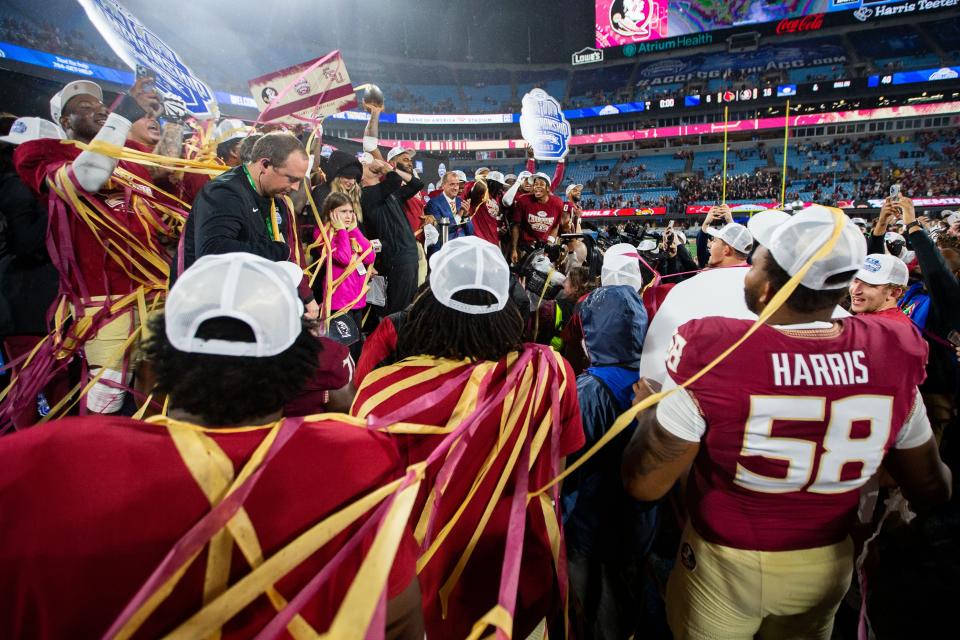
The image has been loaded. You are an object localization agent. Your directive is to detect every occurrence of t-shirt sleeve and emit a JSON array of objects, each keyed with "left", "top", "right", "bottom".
[
  {"left": 655, "top": 375, "right": 707, "bottom": 442},
  {"left": 558, "top": 357, "right": 586, "bottom": 457},
  {"left": 14, "top": 140, "right": 66, "bottom": 195},
  {"left": 894, "top": 388, "right": 934, "bottom": 450}
]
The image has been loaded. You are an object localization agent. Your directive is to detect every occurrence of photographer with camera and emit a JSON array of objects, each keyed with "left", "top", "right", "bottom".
[{"left": 654, "top": 223, "right": 699, "bottom": 285}]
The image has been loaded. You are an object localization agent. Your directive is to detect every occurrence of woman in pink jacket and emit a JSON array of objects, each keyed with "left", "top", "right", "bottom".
[{"left": 316, "top": 192, "right": 376, "bottom": 358}]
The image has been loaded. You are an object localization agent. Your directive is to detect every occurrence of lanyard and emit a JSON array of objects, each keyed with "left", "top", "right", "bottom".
[{"left": 242, "top": 165, "right": 282, "bottom": 242}]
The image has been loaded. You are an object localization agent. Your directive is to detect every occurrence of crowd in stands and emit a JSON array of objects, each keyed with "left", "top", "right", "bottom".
[{"left": 0, "top": 15, "right": 121, "bottom": 68}]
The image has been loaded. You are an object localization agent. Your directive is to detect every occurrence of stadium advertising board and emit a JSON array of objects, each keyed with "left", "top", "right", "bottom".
[{"left": 582, "top": 207, "right": 666, "bottom": 218}]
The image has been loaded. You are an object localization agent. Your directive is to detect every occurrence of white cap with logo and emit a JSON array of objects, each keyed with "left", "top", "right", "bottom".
[
  {"left": 565, "top": 183, "right": 583, "bottom": 198},
  {"left": 165, "top": 253, "right": 305, "bottom": 357},
  {"left": 50, "top": 80, "right": 103, "bottom": 123},
  {"left": 601, "top": 243, "right": 644, "bottom": 291},
  {"left": 485, "top": 171, "right": 505, "bottom": 185},
  {"left": 452, "top": 170, "right": 468, "bottom": 182},
  {"left": 429, "top": 236, "right": 510, "bottom": 315},
  {"left": 764, "top": 205, "right": 867, "bottom": 290},
  {"left": 386, "top": 146, "right": 416, "bottom": 162},
  {"left": 705, "top": 222, "right": 754, "bottom": 254},
  {"left": 0, "top": 117, "right": 64, "bottom": 145},
  {"left": 214, "top": 118, "right": 253, "bottom": 144},
  {"left": 533, "top": 172, "right": 552, "bottom": 185},
  {"left": 855, "top": 253, "right": 909, "bottom": 287}
]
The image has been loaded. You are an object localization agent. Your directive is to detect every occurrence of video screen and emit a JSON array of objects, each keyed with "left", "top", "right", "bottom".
[{"left": 595, "top": 1, "right": 902, "bottom": 49}]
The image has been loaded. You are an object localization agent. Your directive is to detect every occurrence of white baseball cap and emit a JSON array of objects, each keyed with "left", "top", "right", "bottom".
[
  {"left": 50, "top": 80, "right": 103, "bottom": 123},
  {"left": 705, "top": 222, "right": 753, "bottom": 254},
  {"left": 474, "top": 167, "right": 490, "bottom": 179},
  {"left": 747, "top": 210, "right": 791, "bottom": 248},
  {"left": 485, "top": 171, "right": 505, "bottom": 184},
  {"left": 764, "top": 205, "right": 867, "bottom": 290},
  {"left": 601, "top": 243, "right": 644, "bottom": 291},
  {"left": 851, "top": 217, "right": 868, "bottom": 226},
  {"left": 504, "top": 173, "right": 517, "bottom": 182},
  {"left": 0, "top": 117, "right": 64, "bottom": 145},
  {"left": 855, "top": 253, "right": 909, "bottom": 287},
  {"left": 565, "top": 183, "right": 583, "bottom": 198},
  {"left": 946, "top": 212, "right": 960, "bottom": 226},
  {"left": 165, "top": 253, "right": 305, "bottom": 357},
  {"left": 884, "top": 231, "right": 905, "bottom": 244},
  {"left": 214, "top": 118, "right": 252, "bottom": 144},
  {"left": 452, "top": 170, "right": 468, "bottom": 182},
  {"left": 637, "top": 238, "right": 659, "bottom": 254},
  {"left": 533, "top": 172, "right": 552, "bottom": 185},
  {"left": 387, "top": 146, "right": 416, "bottom": 163},
  {"left": 429, "top": 236, "right": 510, "bottom": 315},
  {"left": 517, "top": 171, "right": 533, "bottom": 182}
]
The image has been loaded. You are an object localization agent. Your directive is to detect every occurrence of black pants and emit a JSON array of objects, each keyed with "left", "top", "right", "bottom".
[{"left": 382, "top": 260, "right": 419, "bottom": 315}]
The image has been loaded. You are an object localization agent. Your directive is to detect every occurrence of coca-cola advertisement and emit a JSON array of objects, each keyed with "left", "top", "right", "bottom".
[{"left": 776, "top": 13, "right": 825, "bottom": 35}]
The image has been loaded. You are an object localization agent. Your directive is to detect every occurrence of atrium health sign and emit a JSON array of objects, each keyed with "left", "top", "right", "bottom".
[
  {"left": 519, "top": 89, "right": 571, "bottom": 161},
  {"left": 78, "top": 0, "right": 218, "bottom": 118}
]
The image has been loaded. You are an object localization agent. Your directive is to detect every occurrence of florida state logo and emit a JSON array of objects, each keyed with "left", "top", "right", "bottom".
[{"left": 609, "top": 0, "right": 660, "bottom": 38}]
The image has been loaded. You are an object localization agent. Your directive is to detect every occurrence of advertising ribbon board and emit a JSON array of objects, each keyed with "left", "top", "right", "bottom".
[
  {"left": 77, "top": 0, "right": 218, "bottom": 118},
  {"left": 519, "top": 89, "right": 571, "bottom": 162}
]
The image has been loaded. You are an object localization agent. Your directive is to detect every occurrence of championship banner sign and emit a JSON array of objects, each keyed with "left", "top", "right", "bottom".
[
  {"left": 519, "top": 89, "right": 571, "bottom": 162},
  {"left": 248, "top": 51, "right": 357, "bottom": 126},
  {"left": 582, "top": 207, "right": 666, "bottom": 217},
  {"left": 77, "top": 0, "right": 218, "bottom": 118}
]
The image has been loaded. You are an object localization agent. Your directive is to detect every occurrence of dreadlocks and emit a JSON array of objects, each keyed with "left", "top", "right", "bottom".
[{"left": 397, "top": 288, "right": 524, "bottom": 362}]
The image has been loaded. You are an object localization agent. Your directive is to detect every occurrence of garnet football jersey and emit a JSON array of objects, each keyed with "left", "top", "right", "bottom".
[
  {"left": 662, "top": 315, "right": 928, "bottom": 551},
  {"left": 511, "top": 193, "right": 564, "bottom": 244}
]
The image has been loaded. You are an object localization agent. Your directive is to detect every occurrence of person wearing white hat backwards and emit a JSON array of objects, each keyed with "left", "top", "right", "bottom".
[
  {"left": 623, "top": 206, "right": 951, "bottom": 640},
  {"left": 351, "top": 236, "right": 585, "bottom": 640}
]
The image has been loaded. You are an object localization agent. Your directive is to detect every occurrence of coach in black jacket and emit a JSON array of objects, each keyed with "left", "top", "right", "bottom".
[{"left": 171, "top": 132, "right": 316, "bottom": 313}]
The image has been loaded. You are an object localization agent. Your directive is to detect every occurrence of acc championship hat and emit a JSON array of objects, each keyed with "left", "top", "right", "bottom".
[
  {"left": 485, "top": 171, "right": 505, "bottom": 184},
  {"left": 50, "top": 80, "right": 103, "bottom": 123},
  {"left": 565, "top": 183, "right": 583, "bottom": 198},
  {"left": 855, "top": 253, "right": 909, "bottom": 287},
  {"left": 0, "top": 117, "right": 64, "bottom": 145},
  {"left": 765, "top": 205, "right": 867, "bottom": 290},
  {"left": 704, "top": 222, "right": 754, "bottom": 254},
  {"left": 165, "top": 253, "right": 304, "bottom": 357},
  {"left": 386, "top": 146, "right": 416, "bottom": 162},
  {"left": 214, "top": 118, "right": 253, "bottom": 144},
  {"left": 429, "top": 236, "right": 510, "bottom": 315}
]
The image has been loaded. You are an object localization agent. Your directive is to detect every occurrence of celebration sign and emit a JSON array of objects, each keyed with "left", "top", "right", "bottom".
[
  {"left": 519, "top": 89, "right": 571, "bottom": 162},
  {"left": 77, "top": 0, "right": 218, "bottom": 118},
  {"left": 248, "top": 51, "right": 357, "bottom": 125}
]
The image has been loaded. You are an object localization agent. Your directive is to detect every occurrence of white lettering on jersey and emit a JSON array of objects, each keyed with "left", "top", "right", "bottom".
[
  {"left": 735, "top": 394, "right": 893, "bottom": 494},
  {"left": 770, "top": 351, "right": 869, "bottom": 387},
  {"left": 666, "top": 332, "right": 688, "bottom": 374}
]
